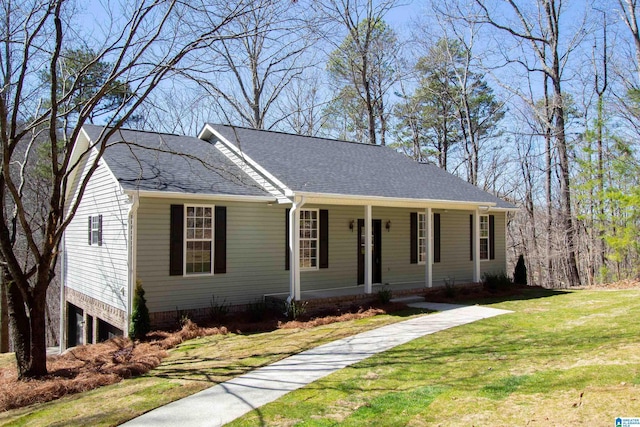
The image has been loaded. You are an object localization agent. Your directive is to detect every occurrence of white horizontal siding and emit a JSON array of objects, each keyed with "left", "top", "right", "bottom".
[
  {"left": 65, "top": 150, "right": 130, "bottom": 311},
  {"left": 136, "top": 200, "right": 509, "bottom": 313},
  {"left": 136, "top": 198, "right": 289, "bottom": 313}
]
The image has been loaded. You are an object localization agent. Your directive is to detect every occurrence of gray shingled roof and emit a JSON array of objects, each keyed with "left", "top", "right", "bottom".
[
  {"left": 208, "top": 125, "right": 515, "bottom": 208},
  {"left": 82, "top": 124, "right": 269, "bottom": 197}
]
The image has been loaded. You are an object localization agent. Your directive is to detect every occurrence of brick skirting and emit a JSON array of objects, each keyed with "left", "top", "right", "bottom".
[{"left": 65, "top": 287, "right": 127, "bottom": 331}]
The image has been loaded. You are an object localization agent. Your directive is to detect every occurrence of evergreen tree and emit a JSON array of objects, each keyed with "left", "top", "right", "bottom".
[
  {"left": 129, "top": 281, "right": 151, "bottom": 340},
  {"left": 513, "top": 254, "right": 527, "bottom": 285}
]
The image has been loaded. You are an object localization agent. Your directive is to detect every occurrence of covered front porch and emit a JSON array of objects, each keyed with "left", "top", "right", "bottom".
[{"left": 285, "top": 195, "right": 500, "bottom": 303}]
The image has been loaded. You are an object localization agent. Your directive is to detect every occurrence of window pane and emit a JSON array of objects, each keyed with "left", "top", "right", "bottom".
[
  {"left": 480, "top": 239, "right": 489, "bottom": 260},
  {"left": 185, "top": 206, "right": 214, "bottom": 274},
  {"left": 299, "top": 210, "right": 319, "bottom": 269}
]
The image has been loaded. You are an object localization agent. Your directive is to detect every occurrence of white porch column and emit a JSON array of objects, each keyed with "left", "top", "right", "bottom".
[
  {"left": 288, "top": 197, "right": 305, "bottom": 301},
  {"left": 293, "top": 209, "right": 301, "bottom": 300},
  {"left": 473, "top": 209, "right": 481, "bottom": 283},
  {"left": 425, "top": 207, "right": 433, "bottom": 288},
  {"left": 364, "top": 205, "right": 373, "bottom": 294}
]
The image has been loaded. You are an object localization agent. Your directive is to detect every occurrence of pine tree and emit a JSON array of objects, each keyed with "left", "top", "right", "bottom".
[
  {"left": 513, "top": 254, "right": 527, "bottom": 285},
  {"left": 129, "top": 281, "right": 150, "bottom": 340}
]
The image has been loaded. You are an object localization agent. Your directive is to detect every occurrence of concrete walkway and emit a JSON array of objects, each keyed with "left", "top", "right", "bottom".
[{"left": 122, "top": 303, "right": 512, "bottom": 427}]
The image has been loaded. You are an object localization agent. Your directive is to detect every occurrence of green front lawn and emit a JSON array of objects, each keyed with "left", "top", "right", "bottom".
[
  {"left": 2, "top": 288, "right": 639, "bottom": 426},
  {"left": 228, "top": 288, "right": 640, "bottom": 426}
]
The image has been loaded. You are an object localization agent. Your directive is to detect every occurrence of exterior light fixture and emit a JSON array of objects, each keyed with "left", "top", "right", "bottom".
[
  {"left": 349, "top": 220, "right": 354, "bottom": 232},
  {"left": 386, "top": 220, "right": 391, "bottom": 231}
]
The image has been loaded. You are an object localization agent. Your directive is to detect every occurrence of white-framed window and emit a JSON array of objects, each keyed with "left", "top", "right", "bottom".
[
  {"left": 185, "top": 205, "right": 213, "bottom": 275},
  {"left": 418, "top": 213, "right": 427, "bottom": 264},
  {"left": 88, "top": 215, "right": 102, "bottom": 246},
  {"left": 299, "top": 209, "right": 318, "bottom": 269},
  {"left": 479, "top": 214, "right": 489, "bottom": 260}
]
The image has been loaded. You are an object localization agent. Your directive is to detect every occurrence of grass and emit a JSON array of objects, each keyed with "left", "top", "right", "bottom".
[
  {"left": 2, "top": 288, "right": 639, "bottom": 426},
  {"left": 0, "top": 308, "right": 427, "bottom": 426},
  {"left": 226, "top": 288, "right": 640, "bottom": 426}
]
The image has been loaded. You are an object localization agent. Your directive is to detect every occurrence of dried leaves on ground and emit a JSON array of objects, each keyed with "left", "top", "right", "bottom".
[{"left": 0, "top": 321, "right": 227, "bottom": 411}]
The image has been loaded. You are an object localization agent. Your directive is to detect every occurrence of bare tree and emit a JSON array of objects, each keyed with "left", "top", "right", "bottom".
[
  {"left": 0, "top": 0, "right": 254, "bottom": 378},
  {"left": 471, "top": 0, "right": 584, "bottom": 286},
  {"left": 193, "top": 0, "right": 317, "bottom": 130},
  {"left": 320, "top": 0, "right": 400, "bottom": 145},
  {"left": 619, "top": 0, "right": 640, "bottom": 85},
  {"left": 277, "top": 71, "right": 329, "bottom": 136}
]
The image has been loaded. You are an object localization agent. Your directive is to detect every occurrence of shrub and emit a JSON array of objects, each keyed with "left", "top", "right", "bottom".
[
  {"left": 209, "top": 295, "right": 229, "bottom": 323},
  {"left": 247, "top": 299, "right": 267, "bottom": 322},
  {"left": 513, "top": 254, "right": 527, "bottom": 285},
  {"left": 482, "top": 272, "right": 512, "bottom": 292},
  {"left": 129, "top": 280, "right": 150, "bottom": 340},
  {"left": 377, "top": 284, "right": 392, "bottom": 304},
  {"left": 444, "top": 277, "right": 457, "bottom": 298},
  {"left": 284, "top": 299, "right": 308, "bottom": 320},
  {"left": 175, "top": 308, "right": 192, "bottom": 328}
]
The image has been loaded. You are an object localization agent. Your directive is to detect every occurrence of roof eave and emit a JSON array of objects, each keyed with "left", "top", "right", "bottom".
[
  {"left": 292, "top": 191, "right": 502, "bottom": 210},
  {"left": 124, "top": 189, "right": 276, "bottom": 203}
]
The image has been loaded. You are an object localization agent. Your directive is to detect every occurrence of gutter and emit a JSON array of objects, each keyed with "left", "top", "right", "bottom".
[
  {"left": 126, "top": 192, "right": 140, "bottom": 337},
  {"left": 293, "top": 191, "right": 507, "bottom": 210},
  {"left": 124, "top": 189, "right": 276, "bottom": 203}
]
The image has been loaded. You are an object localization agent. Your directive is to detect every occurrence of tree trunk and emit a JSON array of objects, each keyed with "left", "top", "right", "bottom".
[
  {"left": 6, "top": 273, "right": 48, "bottom": 378},
  {"left": 0, "top": 278, "right": 8, "bottom": 353},
  {"left": 7, "top": 280, "right": 32, "bottom": 377},
  {"left": 552, "top": 78, "right": 581, "bottom": 287},
  {"left": 543, "top": 76, "right": 554, "bottom": 287}
]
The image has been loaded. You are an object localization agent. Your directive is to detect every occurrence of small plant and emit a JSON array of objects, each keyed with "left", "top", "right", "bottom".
[
  {"left": 377, "top": 284, "right": 392, "bottom": 304},
  {"left": 444, "top": 277, "right": 457, "bottom": 298},
  {"left": 129, "top": 280, "right": 150, "bottom": 340},
  {"left": 284, "top": 299, "right": 308, "bottom": 320},
  {"left": 209, "top": 295, "right": 229, "bottom": 322},
  {"left": 247, "top": 299, "right": 267, "bottom": 322},
  {"left": 176, "top": 308, "right": 192, "bottom": 328},
  {"left": 513, "top": 254, "right": 527, "bottom": 285},
  {"left": 482, "top": 272, "right": 513, "bottom": 292}
]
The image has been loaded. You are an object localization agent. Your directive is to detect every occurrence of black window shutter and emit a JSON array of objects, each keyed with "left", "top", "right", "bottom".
[
  {"left": 489, "top": 214, "right": 495, "bottom": 260},
  {"left": 434, "top": 213, "right": 441, "bottom": 263},
  {"left": 469, "top": 214, "right": 474, "bottom": 261},
  {"left": 88, "top": 216, "right": 92, "bottom": 245},
  {"left": 170, "top": 204, "right": 184, "bottom": 276},
  {"left": 285, "top": 208, "right": 290, "bottom": 271},
  {"left": 214, "top": 206, "right": 227, "bottom": 274},
  {"left": 410, "top": 212, "right": 418, "bottom": 264},
  {"left": 319, "top": 209, "right": 329, "bottom": 268},
  {"left": 98, "top": 215, "right": 103, "bottom": 246}
]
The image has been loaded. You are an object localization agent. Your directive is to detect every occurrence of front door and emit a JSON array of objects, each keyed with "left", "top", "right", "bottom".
[{"left": 357, "top": 219, "right": 382, "bottom": 285}]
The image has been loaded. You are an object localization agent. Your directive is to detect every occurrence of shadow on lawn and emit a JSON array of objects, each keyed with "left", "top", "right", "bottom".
[{"left": 424, "top": 285, "right": 571, "bottom": 306}]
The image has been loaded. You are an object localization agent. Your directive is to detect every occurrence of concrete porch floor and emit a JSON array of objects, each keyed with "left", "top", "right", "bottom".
[{"left": 265, "top": 281, "right": 445, "bottom": 303}]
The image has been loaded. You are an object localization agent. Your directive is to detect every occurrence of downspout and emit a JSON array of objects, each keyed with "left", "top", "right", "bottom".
[
  {"left": 59, "top": 234, "right": 66, "bottom": 353},
  {"left": 288, "top": 196, "right": 306, "bottom": 302},
  {"left": 125, "top": 193, "right": 139, "bottom": 337}
]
